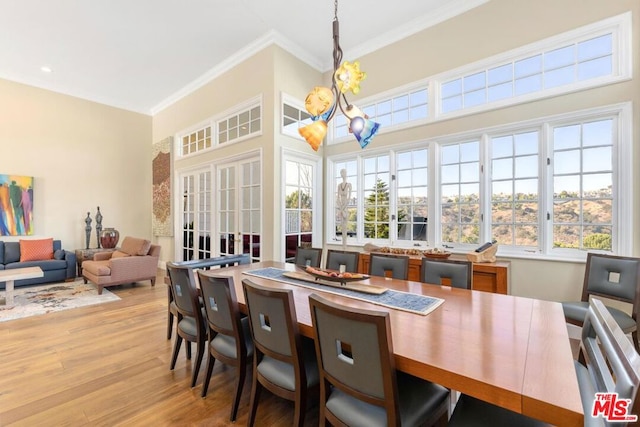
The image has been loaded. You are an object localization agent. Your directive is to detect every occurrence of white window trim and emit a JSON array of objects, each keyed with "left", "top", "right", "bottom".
[
  {"left": 176, "top": 95, "right": 263, "bottom": 159},
  {"left": 280, "top": 92, "right": 310, "bottom": 140},
  {"left": 433, "top": 12, "right": 631, "bottom": 120},
  {"left": 328, "top": 12, "right": 631, "bottom": 146},
  {"left": 281, "top": 148, "right": 323, "bottom": 261},
  {"left": 326, "top": 102, "right": 633, "bottom": 261}
]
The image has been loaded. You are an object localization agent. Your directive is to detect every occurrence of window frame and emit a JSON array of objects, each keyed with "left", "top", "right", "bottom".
[{"left": 326, "top": 102, "right": 632, "bottom": 260}]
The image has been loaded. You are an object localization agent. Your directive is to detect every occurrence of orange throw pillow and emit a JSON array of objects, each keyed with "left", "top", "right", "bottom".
[{"left": 20, "top": 238, "right": 54, "bottom": 262}]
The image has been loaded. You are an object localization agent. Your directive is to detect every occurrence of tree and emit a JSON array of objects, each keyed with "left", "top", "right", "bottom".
[{"left": 583, "top": 233, "right": 612, "bottom": 250}]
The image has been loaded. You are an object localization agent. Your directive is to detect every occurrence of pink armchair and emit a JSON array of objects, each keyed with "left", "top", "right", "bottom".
[{"left": 82, "top": 236, "right": 161, "bottom": 294}]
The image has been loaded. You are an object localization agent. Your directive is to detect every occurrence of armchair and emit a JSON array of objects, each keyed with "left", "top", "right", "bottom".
[{"left": 82, "top": 236, "right": 160, "bottom": 294}]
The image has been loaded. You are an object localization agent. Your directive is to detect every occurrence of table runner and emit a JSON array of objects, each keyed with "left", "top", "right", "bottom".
[{"left": 243, "top": 267, "right": 443, "bottom": 315}]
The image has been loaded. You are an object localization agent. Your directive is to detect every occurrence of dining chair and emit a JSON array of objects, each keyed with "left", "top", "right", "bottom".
[
  {"left": 166, "top": 276, "right": 179, "bottom": 339},
  {"left": 449, "top": 297, "right": 640, "bottom": 427},
  {"left": 166, "top": 262, "right": 207, "bottom": 388},
  {"left": 294, "top": 246, "right": 323, "bottom": 268},
  {"left": 308, "top": 293, "right": 450, "bottom": 426},
  {"left": 325, "top": 249, "right": 360, "bottom": 273},
  {"left": 368, "top": 253, "right": 410, "bottom": 280},
  {"left": 562, "top": 252, "right": 640, "bottom": 350},
  {"left": 420, "top": 258, "right": 472, "bottom": 289},
  {"left": 241, "top": 279, "right": 319, "bottom": 427},
  {"left": 197, "top": 271, "right": 253, "bottom": 422}
]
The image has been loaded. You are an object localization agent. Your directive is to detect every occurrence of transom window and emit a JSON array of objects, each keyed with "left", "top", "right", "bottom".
[
  {"left": 441, "top": 33, "right": 614, "bottom": 114},
  {"left": 181, "top": 126, "right": 212, "bottom": 156},
  {"left": 218, "top": 105, "right": 261, "bottom": 144},
  {"left": 282, "top": 101, "right": 312, "bottom": 138}
]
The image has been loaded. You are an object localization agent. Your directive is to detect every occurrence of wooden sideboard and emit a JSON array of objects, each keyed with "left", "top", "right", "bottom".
[{"left": 358, "top": 253, "right": 509, "bottom": 294}]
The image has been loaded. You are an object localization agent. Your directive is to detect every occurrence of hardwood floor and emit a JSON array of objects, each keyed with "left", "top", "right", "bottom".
[{"left": 0, "top": 273, "right": 319, "bottom": 426}]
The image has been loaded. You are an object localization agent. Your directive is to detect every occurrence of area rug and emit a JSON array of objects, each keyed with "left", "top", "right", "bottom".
[{"left": 0, "top": 280, "right": 120, "bottom": 322}]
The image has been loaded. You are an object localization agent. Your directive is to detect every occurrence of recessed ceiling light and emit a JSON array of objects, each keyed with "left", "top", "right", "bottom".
[{"left": 40, "top": 66, "right": 52, "bottom": 73}]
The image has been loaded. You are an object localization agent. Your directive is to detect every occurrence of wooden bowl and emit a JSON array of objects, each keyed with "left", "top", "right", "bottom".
[{"left": 422, "top": 251, "right": 452, "bottom": 259}]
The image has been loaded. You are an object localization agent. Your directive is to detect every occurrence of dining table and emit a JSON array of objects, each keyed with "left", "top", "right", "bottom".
[{"left": 207, "top": 260, "right": 584, "bottom": 426}]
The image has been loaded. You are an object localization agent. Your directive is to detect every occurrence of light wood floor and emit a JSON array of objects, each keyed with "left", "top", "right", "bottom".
[{"left": 0, "top": 273, "right": 319, "bottom": 426}]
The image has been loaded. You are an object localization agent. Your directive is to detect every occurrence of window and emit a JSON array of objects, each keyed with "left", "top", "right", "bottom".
[
  {"left": 181, "top": 126, "right": 212, "bottom": 156},
  {"left": 284, "top": 159, "right": 315, "bottom": 261},
  {"left": 218, "top": 105, "right": 261, "bottom": 144},
  {"left": 333, "top": 88, "right": 428, "bottom": 141},
  {"left": 437, "top": 13, "right": 630, "bottom": 118},
  {"left": 490, "top": 131, "right": 540, "bottom": 248},
  {"left": 177, "top": 96, "right": 263, "bottom": 157},
  {"left": 551, "top": 118, "right": 613, "bottom": 251},
  {"left": 363, "top": 155, "right": 391, "bottom": 240},
  {"left": 327, "top": 103, "right": 631, "bottom": 259},
  {"left": 282, "top": 99, "right": 312, "bottom": 138},
  {"left": 440, "top": 141, "right": 480, "bottom": 245},
  {"left": 396, "top": 149, "right": 429, "bottom": 242}
]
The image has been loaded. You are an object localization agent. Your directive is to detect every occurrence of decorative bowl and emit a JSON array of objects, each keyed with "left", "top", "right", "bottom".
[
  {"left": 298, "top": 265, "right": 369, "bottom": 284},
  {"left": 422, "top": 250, "right": 452, "bottom": 259}
]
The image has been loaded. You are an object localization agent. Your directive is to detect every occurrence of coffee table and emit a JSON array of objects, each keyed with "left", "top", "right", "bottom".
[{"left": 0, "top": 267, "right": 44, "bottom": 308}]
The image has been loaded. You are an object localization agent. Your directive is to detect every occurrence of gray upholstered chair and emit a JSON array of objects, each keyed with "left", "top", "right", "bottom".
[
  {"left": 562, "top": 253, "right": 640, "bottom": 350},
  {"left": 325, "top": 249, "right": 360, "bottom": 273},
  {"left": 198, "top": 272, "right": 253, "bottom": 422},
  {"left": 369, "top": 253, "right": 409, "bottom": 280},
  {"left": 166, "top": 262, "right": 206, "bottom": 388},
  {"left": 308, "top": 293, "right": 449, "bottom": 426},
  {"left": 241, "top": 279, "right": 319, "bottom": 427},
  {"left": 294, "top": 246, "right": 322, "bottom": 268},
  {"left": 449, "top": 298, "right": 640, "bottom": 427},
  {"left": 420, "top": 258, "right": 472, "bottom": 289}
]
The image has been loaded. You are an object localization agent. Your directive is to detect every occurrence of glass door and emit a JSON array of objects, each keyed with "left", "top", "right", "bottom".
[
  {"left": 217, "top": 158, "right": 261, "bottom": 262},
  {"left": 179, "top": 168, "right": 212, "bottom": 261}
]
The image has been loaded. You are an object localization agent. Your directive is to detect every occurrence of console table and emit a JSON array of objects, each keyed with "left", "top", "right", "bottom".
[
  {"left": 75, "top": 248, "right": 117, "bottom": 276},
  {"left": 358, "top": 252, "right": 509, "bottom": 294}
]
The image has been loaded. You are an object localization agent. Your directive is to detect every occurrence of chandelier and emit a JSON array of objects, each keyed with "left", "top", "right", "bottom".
[{"left": 298, "top": 0, "right": 381, "bottom": 151}]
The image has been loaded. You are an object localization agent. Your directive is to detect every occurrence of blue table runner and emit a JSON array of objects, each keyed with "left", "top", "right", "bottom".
[{"left": 243, "top": 267, "right": 443, "bottom": 316}]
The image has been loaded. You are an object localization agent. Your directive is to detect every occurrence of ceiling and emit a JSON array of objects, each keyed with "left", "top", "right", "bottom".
[{"left": 0, "top": 0, "right": 486, "bottom": 115}]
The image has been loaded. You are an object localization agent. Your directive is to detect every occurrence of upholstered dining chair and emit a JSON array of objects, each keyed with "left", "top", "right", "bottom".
[
  {"left": 308, "top": 293, "right": 450, "bottom": 426},
  {"left": 166, "top": 262, "right": 207, "bottom": 388},
  {"left": 369, "top": 253, "right": 410, "bottom": 280},
  {"left": 241, "top": 279, "right": 319, "bottom": 427},
  {"left": 562, "top": 252, "right": 640, "bottom": 350},
  {"left": 421, "top": 258, "right": 472, "bottom": 289},
  {"left": 197, "top": 272, "right": 253, "bottom": 422},
  {"left": 294, "top": 246, "right": 323, "bottom": 268},
  {"left": 325, "top": 249, "right": 360, "bottom": 273}
]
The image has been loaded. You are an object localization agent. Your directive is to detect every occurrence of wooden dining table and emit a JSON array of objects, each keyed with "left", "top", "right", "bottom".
[{"left": 208, "top": 260, "right": 584, "bottom": 426}]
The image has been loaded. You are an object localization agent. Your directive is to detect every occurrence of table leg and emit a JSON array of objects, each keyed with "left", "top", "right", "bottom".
[{"left": 2, "top": 279, "right": 14, "bottom": 308}]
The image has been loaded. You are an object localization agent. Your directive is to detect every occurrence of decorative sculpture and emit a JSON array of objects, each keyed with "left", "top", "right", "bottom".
[
  {"left": 336, "top": 168, "right": 352, "bottom": 251},
  {"left": 95, "top": 206, "right": 103, "bottom": 249},
  {"left": 84, "top": 212, "right": 92, "bottom": 250}
]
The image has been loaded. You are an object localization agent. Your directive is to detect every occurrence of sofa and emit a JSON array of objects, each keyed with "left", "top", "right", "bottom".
[
  {"left": 0, "top": 239, "right": 77, "bottom": 289},
  {"left": 82, "top": 236, "right": 160, "bottom": 294}
]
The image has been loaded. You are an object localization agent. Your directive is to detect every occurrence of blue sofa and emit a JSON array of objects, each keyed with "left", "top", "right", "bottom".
[{"left": 0, "top": 240, "right": 76, "bottom": 288}]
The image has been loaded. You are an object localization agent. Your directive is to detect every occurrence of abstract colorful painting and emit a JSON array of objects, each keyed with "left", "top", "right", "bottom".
[
  {"left": 152, "top": 137, "right": 173, "bottom": 236},
  {"left": 0, "top": 174, "right": 34, "bottom": 236}
]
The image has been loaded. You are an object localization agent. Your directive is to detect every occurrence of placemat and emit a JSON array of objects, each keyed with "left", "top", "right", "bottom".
[{"left": 243, "top": 267, "right": 443, "bottom": 316}]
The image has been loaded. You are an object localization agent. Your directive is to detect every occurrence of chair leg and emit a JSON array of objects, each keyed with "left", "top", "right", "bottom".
[
  {"left": 191, "top": 340, "right": 205, "bottom": 388},
  {"left": 170, "top": 336, "right": 183, "bottom": 370},
  {"left": 247, "top": 372, "right": 262, "bottom": 427},
  {"left": 167, "top": 311, "right": 174, "bottom": 340},
  {"left": 230, "top": 362, "right": 247, "bottom": 421},
  {"left": 201, "top": 352, "right": 216, "bottom": 398},
  {"left": 293, "top": 388, "right": 306, "bottom": 427},
  {"left": 186, "top": 341, "right": 192, "bottom": 360}
]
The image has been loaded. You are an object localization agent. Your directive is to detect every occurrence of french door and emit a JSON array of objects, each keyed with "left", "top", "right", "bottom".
[
  {"left": 179, "top": 168, "right": 212, "bottom": 261},
  {"left": 217, "top": 159, "right": 261, "bottom": 262}
]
